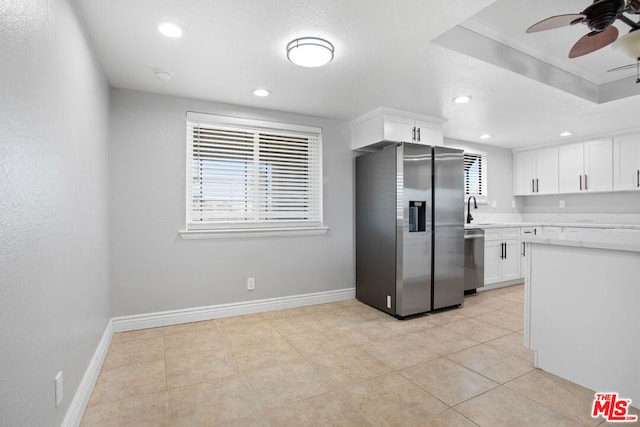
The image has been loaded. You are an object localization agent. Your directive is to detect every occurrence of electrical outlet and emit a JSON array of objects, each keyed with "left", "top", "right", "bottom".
[
  {"left": 491, "top": 200, "right": 497, "bottom": 208},
  {"left": 559, "top": 200, "right": 565, "bottom": 208},
  {"left": 512, "top": 200, "right": 516, "bottom": 208},
  {"left": 247, "top": 277, "right": 255, "bottom": 291},
  {"left": 55, "top": 371, "right": 63, "bottom": 407}
]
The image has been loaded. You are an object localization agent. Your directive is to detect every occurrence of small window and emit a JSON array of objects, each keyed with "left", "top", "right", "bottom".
[
  {"left": 185, "top": 112, "right": 323, "bottom": 234},
  {"left": 464, "top": 151, "right": 487, "bottom": 201}
]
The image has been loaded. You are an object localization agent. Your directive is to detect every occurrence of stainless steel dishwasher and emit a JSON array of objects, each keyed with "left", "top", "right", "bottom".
[{"left": 464, "top": 228, "right": 485, "bottom": 294}]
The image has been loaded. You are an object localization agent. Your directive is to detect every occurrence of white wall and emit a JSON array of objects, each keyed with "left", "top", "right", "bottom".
[
  {"left": 109, "top": 89, "right": 354, "bottom": 316},
  {"left": 0, "top": 1, "right": 110, "bottom": 426}
]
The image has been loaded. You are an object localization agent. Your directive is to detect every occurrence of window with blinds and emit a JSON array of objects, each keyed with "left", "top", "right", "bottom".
[
  {"left": 464, "top": 152, "right": 486, "bottom": 198},
  {"left": 186, "top": 112, "right": 323, "bottom": 230}
]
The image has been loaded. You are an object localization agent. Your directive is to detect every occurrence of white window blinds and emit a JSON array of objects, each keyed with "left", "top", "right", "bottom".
[
  {"left": 186, "top": 113, "right": 323, "bottom": 230},
  {"left": 464, "top": 152, "right": 485, "bottom": 197}
]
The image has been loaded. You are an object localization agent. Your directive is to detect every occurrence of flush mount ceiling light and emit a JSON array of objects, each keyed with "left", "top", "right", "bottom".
[
  {"left": 453, "top": 95, "right": 472, "bottom": 104},
  {"left": 480, "top": 133, "right": 492, "bottom": 139},
  {"left": 560, "top": 131, "right": 573, "bottom": 137},
  {"left": 158, "top": 22, "right": 184, "bottom": 38},
  {"left": 286, "top": 37, "right": 334, "bottom": 67},
  {"left": 252, "top": 88, "right": 270, "bottom": 97}
]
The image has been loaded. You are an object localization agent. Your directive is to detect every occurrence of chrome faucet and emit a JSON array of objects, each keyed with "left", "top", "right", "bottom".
[{"left": 466, "top": 195, "right": 477, "bottom": 224}]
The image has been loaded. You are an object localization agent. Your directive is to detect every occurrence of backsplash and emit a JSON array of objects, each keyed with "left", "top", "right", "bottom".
[{"left": 468, "top": 212, "right": 640, "bottom": 225}]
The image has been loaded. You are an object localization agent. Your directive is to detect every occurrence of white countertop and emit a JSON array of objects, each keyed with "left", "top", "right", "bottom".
[
  {"left": 465, "top": 222, "right": 640, "bottom": 230},
  {"left": 522, "top": 234, "right": 640, "bottom": 253}
]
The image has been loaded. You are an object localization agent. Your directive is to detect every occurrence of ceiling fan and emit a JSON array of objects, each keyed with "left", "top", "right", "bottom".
[{"left": 526, "top": 0, "right": 640, "bottom": 58}]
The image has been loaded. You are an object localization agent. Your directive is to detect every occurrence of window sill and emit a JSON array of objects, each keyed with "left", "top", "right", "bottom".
[{"left": 179, "top": 226, "right": 329, "bottom": 239}]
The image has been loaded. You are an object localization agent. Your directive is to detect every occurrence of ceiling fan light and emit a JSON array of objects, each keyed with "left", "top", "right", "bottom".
[
  {"left": 612, "top": 30, "right": 640, "bottom": 59},
  {"left": 287, "top": 37, "right": 334, "bottom": 67}
]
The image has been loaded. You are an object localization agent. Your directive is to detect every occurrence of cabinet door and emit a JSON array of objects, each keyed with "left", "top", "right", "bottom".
[
  {"left": 613, "top": 134, "right": 640, "bottom": 191},
  {"left": 536, "top": 146, "right": 559, "bottom": 194},
  {"left": 584, "top": 139, "right": 612, "bottom": 192},
  {"left": 514, "top": 150, "right": 536, "bottom": 195},
  {"left": 502, "top": 240, "right": 522, "bottom": 281},
  {"left": 382, "top": 115, "right": 414, "bottom": 143},
  {"left": 484, "top": 241, "right": 503, "bottom": 284},
  {"left": 415, "top": 120, "right": 443, "bottom": 146},
  {"left": 558, "top": 142, "right": 584, "bottom": 193}
]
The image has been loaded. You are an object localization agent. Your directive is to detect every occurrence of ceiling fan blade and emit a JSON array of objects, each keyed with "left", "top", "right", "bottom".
[
  {"left": 526, "top": 14, "right": 586, "bottom": 33},
  {"left": 607, "top": 63, "right": 638, "bottom": 72},
  {"left": 569, "top": 26, "right": 619, "bottom": 58}
]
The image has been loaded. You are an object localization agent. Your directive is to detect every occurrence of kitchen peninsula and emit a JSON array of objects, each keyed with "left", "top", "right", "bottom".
[{"left": 521, "top": 232, "right": 640, "bottom": 405}]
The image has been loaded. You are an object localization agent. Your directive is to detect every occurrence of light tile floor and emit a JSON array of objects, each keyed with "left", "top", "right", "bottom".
[{"left": 81, "top": 284, "right": 639, "bottom": 426}]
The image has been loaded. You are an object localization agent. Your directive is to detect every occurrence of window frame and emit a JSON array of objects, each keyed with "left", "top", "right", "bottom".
[
  {"left": 180, "top": 112, "right": 327, "bottom": 239},
  {"left": 463, "top": 149, "right": 488, "bottom": 204}
]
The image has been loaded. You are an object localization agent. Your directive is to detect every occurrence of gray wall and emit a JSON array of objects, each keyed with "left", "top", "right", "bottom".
[
  {"left": 444, "top": 138, "right": 517, "bottom": 215},
  {"left": 0, "top": 1, "right": 111, "bottom": 426},
  {"left": 109, "top": 89, "right": 354, "bottom": 316}
]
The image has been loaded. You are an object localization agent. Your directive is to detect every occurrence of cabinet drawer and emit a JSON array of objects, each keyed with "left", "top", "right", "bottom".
[{"left": 484, "top": 227, "right": 520, "bottom": 241}]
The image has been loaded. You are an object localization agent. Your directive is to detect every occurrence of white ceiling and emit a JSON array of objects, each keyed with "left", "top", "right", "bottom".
[{"left": 72, "top": 0, "right": 640, "bottom": 149}]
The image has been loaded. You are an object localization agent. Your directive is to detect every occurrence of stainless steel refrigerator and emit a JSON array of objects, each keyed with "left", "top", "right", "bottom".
[{"left": 356, "top": 143, "right": 464, "bottom": 318}]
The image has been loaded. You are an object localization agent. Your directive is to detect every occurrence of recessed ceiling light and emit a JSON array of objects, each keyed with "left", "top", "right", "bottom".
[
  {"left": 480, "top": 134, "right": 491, "bottom": 139},
  {"left": 286, "top": 37, "right": 334, "bottom": 67},
  {"left": 154, "top": 70, "right": 173, "bottom": 81},
  {"left": 158, "top": 22, "right": 184, "bottom": 38},
  {"left": 453, "top": 95, "right": 472, "bottom": 104},
  {"left": 560, "top": 131, "right": 572, "bottom": 137},
  {"left": 253, "top": 88, "right": 270, "bottom": 97}
]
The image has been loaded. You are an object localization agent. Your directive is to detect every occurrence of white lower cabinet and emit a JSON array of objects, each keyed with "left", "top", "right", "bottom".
[{"left": 484, "top": 228, "right": 522, "bottom": 285}]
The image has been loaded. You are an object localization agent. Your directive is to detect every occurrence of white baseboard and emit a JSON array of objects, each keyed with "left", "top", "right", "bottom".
[
  {"left": 478, "top": 279, "right": 524, "bottom": 292},
  {"left": 112, "top": 287, "right": 355, "bottom": 333},
  {"left": 61, "top": 320, "right": 113, "bottom": 427}
]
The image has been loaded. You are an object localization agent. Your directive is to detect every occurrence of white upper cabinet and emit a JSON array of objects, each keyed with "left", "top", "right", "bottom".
[
  {"left": 613, "top": 133, "right": 640, "bottom": 191},
  {"left": 350, "top": 107, "right": 445, "bottom": 150},
  {"left": 558, "top": 139, "right": 612, "bottom": 193},
  {"left": 514, "top": 146, "right": 558, "bottom": 195}
]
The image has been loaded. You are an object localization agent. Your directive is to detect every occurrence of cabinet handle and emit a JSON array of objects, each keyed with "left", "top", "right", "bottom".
[
  {"left": 522, "top": 241, "right": 525, "bottom": 257},
  {"left": 412, "top": 127, "right": 416, "bottom": 141},
  {"left": 637, "top": 170, "right": 639, "bottom": 188},
  {"left": 532, "top": 179, "right": 535, "bottom": 193},
  {"left": 536, "top": 178, "right": 539, "bottom": 193},
  {"left": 579, "top": 175, "right": 582, "bottom": 191},
  {"left": 584, "top": 174, "right": 588, "bottom": 191},
  {"left": 534, "top": 228, "right": 537, "bottom": 235},
  {"left": 504, "top": 242, "right": 507, "bottom": 259},
  {"left": 417, "top": 127, "right": 421, "bottom": 142}
]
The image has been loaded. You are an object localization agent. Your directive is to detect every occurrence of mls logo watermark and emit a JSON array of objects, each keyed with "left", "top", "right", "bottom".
[{"left": 591, "top": 393, "right": 638, "bottom": 422}]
